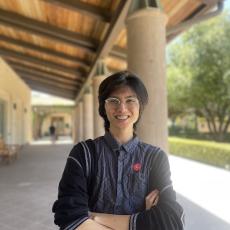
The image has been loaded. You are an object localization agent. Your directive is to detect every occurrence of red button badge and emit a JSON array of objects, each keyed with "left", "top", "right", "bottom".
[{"left": 132, "top": 163, "right": 142, "bottom": 172}]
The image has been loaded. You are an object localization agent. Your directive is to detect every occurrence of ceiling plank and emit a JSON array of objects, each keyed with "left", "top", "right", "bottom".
[
  {"left": 0, "top": 8, "right": 97, "bottom": 52},
  {"left": 18, "top": 72, "right": 76, "bottom": 92},
  {"left": 0, "top": 34, "right": 90, "bottom": 67},
  {"left": 11, "top": 64, "right": 82, "bottom": 85},
  {"left": 13, "top": 67, "right": 81, "bottom": 87},
  {"left": 7, "top": 60, "right": 83, "bottom": 82},
  {"left": 27, "top": 83, "right": 75, "bottom": 99},
  {"left": 75, "top": 0, "right": 132, "bottom": 103},
  {"left": 0, "top": 47, "right": 83, "bottom": 76},
  {"left": 19, "top": 73, "right": 77, "bottom": 91},
  {"left": 42, "top": 0, "right": 111, "bottom": 22}
]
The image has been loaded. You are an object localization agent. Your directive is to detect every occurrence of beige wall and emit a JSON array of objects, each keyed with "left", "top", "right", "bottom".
[{"left": 0, "top": 58, "right": 31, "bottom": 145}]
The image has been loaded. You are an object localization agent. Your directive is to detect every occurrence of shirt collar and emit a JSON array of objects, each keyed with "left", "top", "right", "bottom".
[
  {"left": 122, "top": 134, "right": 139, "bottom": 153},
  {"left": 104, "top": 131, "right": 139, "bottom": 153}
]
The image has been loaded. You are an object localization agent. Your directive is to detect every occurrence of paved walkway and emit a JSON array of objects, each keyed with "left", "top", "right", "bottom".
[
  {"left": 169, "top": 156, "right": 230, "bottom": 230},
  {"left": 0, "top": 140, "right": 229, "bottom": 230}
]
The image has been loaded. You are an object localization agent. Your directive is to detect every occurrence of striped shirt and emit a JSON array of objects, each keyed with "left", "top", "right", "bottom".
[{"left": 52, "top": 132, "right": 184, "bottom": 230}]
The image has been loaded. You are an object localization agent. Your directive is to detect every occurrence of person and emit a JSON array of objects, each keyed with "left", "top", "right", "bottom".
[
  {"left": 52, "top": 71, "right": 184, "bottom": 230},
  {"left": 49, "top": 124, "right": 56, "bottom": 143}
]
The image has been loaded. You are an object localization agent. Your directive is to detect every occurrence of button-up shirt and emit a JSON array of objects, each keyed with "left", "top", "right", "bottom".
[
  {"left": 52, "top": 132, "right": 184, "bottom": 230},
  {"left": 91, "top": 132, "right": 148, "bottom": 215}
]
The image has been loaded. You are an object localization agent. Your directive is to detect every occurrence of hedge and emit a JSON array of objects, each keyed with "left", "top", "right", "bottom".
[{"left": 168, "top": 137, "right": 230, "bottom": 170}]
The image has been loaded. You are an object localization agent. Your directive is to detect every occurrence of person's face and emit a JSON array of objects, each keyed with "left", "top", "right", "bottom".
[{"left": 104, "top": 86, "right": 140, "bottom": 132}]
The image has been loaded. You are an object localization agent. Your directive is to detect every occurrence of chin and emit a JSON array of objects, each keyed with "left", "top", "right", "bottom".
[{"left": 115, "top": 122, "right": 133, "bottom": 130}]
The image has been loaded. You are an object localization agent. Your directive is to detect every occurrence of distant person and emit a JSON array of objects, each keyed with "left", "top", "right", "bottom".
[{"left": 49, "top": 125, "right": 56, "bottom": 143}]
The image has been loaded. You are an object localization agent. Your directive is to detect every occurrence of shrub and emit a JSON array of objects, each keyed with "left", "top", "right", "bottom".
[{"left": 169, "top": 137, "right": 230, "bottom": 170}]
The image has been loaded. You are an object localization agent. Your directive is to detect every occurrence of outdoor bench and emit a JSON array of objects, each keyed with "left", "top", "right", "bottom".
[{"left": 0, "top": 139, "right": 20, "bottom": 164}]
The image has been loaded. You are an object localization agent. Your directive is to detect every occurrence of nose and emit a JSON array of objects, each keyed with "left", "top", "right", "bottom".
[{"left": 116, "top": 102, "right": 127, "bottom": 112}]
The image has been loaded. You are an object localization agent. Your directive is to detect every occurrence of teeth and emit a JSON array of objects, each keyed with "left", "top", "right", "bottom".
[{"left": 115, "top": 115, "right": 128, "bottom": 120}]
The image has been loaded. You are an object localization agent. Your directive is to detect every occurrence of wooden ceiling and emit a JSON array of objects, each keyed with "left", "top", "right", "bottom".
[{"left": 0, "top": 0, "right": 222, "bottom": 100}]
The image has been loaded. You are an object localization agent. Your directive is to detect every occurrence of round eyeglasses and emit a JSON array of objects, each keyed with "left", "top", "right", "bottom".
[{"left": 105, "top": 97, "right": 139, "bottom": 109}]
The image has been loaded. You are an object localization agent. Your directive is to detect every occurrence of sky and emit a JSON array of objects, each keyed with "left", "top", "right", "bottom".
[{"left": 225, "top": 0, "right": 230, "bottom": 9}]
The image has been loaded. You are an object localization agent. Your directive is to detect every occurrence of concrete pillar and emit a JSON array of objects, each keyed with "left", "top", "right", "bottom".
[
  {"left": 93, "top": 75, "right": 106, "bottom": 138},
  {"left": 72, "top": 106, "right": 78, "bottom": 143},
  {"left": 127, "top": 7, "right": 168, "bottom": 151},
  {"left": 93, "top": 61, "right": 107, "bottom": 138},
  {"left": 77, "top": 101, "right": 84, "bottom": 142},
  {"left": 83, "top": 87, "right": 94, "bottom": 140}
]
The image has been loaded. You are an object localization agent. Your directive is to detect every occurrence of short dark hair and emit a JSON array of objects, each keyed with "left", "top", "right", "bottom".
[{"left": 98, "top": 70, "right": 148, "bottom": 131}]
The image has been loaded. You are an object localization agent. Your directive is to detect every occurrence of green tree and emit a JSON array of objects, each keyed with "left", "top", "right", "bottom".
[
  {"left": 167, "top": 65, "right": 189, "bottom": 121},
  {"left": 167, "top": 13, "right": 230, "bottom": 141}
]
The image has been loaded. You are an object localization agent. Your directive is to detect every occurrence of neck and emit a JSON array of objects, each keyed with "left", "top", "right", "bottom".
[{"left": 109, "top": 127, "right": 134, "bottom": 144}]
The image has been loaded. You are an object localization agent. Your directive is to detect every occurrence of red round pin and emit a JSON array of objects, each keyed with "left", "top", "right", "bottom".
[{"left": 132, "top": 163, "right": 141, "bottom": 172}]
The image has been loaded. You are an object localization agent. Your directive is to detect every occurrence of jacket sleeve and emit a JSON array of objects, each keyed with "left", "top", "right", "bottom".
[
  {"left": 52, "top": 143, "right": 90, "bottom": 230},
  {"left": 129, "top": 149, "right": 185, "bottom": 230}
]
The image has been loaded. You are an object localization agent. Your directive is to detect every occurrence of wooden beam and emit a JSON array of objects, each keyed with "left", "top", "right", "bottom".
[
  {"left": 9, "top": 60, "right": 84, "bottom": 85},
  {"left": 0, "top": 8, "right": 97, "bottom": 52},
  {"left": 19, "top": 73, "right": 77, "bottom": 91},
  {"left": 6, "top": 60, "right": 83, "bottom": 81},
  {"left": 19, "top": 73, "right": 78, "bottom": 92},
  {"left": 13, "top": 67, "right": 81, "bottom": 87},
  {"left": 22, "top": 77, "right": 76, "bottom": 94},
  {"left": 75, "top": 0, "right": 132, "bottom": 103},
  {"left": 28, "top": 83, "right": 76, "bottom": 99},
  {"left": 0, "top": 34, "right": 90, "bottom": 67},
  {"left": 0, "top": 47, "right": 83, "bottom": 76},
  {"left": 42, "top": 0, "right": 111, "bottom": 22}
]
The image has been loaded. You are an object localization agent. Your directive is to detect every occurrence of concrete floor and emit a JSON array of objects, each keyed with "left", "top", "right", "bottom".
[
  {"left": 0, "top": 139, "right": 229, "bottom": 230},
  {"left": 170, "top": 156, "right": 230, "bottom": 230},
  {"left": 0, "top": 142, "right": 72, "bottom": 230}
]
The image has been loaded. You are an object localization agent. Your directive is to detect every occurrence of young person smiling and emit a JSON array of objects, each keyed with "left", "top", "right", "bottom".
[{"left": 52, "top": 71, "right": 184, "bottom": 230}]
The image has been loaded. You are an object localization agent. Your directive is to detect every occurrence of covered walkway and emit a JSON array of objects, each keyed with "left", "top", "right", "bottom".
[
  {"left": 0, "top": 141, "right": 229, "bottom": 230},
  {"left": 0, "top": 142, "right": 72, "bottom": 230}
]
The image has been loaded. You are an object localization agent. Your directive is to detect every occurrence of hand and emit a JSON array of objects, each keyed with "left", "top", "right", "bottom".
[
  {"left": 89, "top": 212, "right": 96, "bottom": 220},
  {"left": 145, "top": 189, "right": 159, "bottom": 210}
]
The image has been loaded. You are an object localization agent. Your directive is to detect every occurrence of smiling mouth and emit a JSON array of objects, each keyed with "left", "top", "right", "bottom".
[{"left": 115, "top": 115, "right": 129, "bottom": 120}]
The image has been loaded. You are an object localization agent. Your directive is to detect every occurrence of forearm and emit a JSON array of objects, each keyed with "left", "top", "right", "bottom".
[
  {"left": 76, "top": 219, "right": 113, "bottom": 230},
  {"left": 92, "top": 213, "right": 130, "bottom": 230}
]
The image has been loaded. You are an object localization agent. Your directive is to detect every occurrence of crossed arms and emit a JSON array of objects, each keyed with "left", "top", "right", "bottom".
[
  {"left": 76, "top": 189, "right": 159, "bottom": 230},
  {"left": 52, "top": 144, "right": 184, "bottom": 230}
]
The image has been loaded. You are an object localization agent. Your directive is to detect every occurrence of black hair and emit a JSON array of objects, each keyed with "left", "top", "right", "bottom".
[{"left": 98, "top": 70, "right": 148, "bottom": 131}]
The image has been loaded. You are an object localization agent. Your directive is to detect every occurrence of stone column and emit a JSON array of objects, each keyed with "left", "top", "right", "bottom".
[
  {"left": 127, "top": 7, "right": 168, "bottom": 151},
  {"left": 83, "top": 87, "right": 94, "bottom": 140},
  {"left": 72, "top": 105, "right": 78, "bottom": 143},
  {"left": 93, "top": 61, "right": 107, "bottom": 138},
  {"left": 77, "top": 101, "right": 84, "bottom": 142}
]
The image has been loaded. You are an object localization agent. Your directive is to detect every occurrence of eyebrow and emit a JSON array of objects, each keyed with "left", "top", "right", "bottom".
[{"left": 108, "top": 95, "right": 137, "bottom": 99}]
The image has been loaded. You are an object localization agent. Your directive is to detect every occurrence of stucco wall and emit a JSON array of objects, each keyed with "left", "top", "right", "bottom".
[{"left": 0, "top": 58, "right": 31, "bottom": 144}]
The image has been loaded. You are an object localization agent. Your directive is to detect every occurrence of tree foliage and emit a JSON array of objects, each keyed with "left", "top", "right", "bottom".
[{"left": 167, "top": 12, "right": 230, "bottom": 140}]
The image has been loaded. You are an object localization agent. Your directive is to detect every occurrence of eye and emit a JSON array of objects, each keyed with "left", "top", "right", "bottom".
[
  {"left": 126, "top": 98, "right": 138, "bottom": 104},
  {"left": 106, "top": 97, "right": 120, "bottom": 105}
]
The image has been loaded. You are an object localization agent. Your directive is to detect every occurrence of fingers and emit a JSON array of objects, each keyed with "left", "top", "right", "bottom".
[
  {"left": 146, "top": 189, "right": 159, "bottom": 199},
  {"left": 152, "top": 193, "right": 159, "bottom": 206},
  {"left": 145, "top": 189, "right": 160, "bottom": 210}
]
